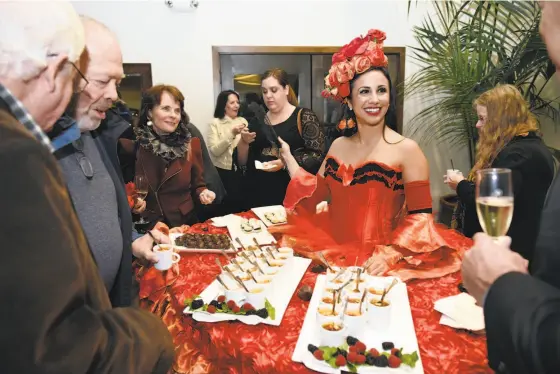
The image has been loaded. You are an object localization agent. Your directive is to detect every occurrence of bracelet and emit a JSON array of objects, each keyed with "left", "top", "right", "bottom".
[{"left": 146, "top": 230, "right": 159, "bottom": 244}]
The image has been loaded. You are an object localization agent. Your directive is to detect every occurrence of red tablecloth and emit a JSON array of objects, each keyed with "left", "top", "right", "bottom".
[{"left": 137, "top": 214, "right": 491, "bottom": 374}]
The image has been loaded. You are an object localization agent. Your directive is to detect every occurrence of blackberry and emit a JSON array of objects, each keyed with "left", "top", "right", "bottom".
[
  {"left": 216, "top": 302, "right": 223, "bottom": 310},
  {"left": 373, "top": 356, "right": 389, "bottom": 367},
  {"left": 308, "top": 344, "right": 319, "bottom": 354},
  {"left": 209, "top": 300, "right": 219, "bottom": 308},
  {"left": 366, "top": 355, "right": 376, "bottom": 365},
  {"left": 190, "top": 299, "right": 204, "bottom": 310},
  {"left": 245, "top": 309, "right": 256, "bottom": 316},
  {"left": 382, "top": 342, "right": 394, "bottom": 350},
  {"left": 346, "top": 336, "right": 359, "bottom": 346},
  {"left": 256, "top": 308, "right": 269, "bottom": 319}
]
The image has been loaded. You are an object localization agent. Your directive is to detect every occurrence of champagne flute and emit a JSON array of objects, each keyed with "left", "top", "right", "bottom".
[
  {"left": 134, "top": 175, "right": 149, "bottom": 225},
  {"left": 475, "top": 168, "right": 514, "bottom": 242}
]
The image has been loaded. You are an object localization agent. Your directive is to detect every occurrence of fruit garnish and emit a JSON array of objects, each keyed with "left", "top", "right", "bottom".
[
  {"left": 313, "top": 350, "right": 324, "bottom": 360},
  {"left": 368, "top": 348, "right": 380, "bottom": 357},
  {"left": 307, "top": 344, "right": 318, "bottom": 354},
  {"left": 373, "top": 355, "right": 389, "bottom": 367},
  {"left": 242, "top": 303, "right": 254, "bottom": 311},
  {"left": 190, "top": 299, "right": 204, "bottom": 310},
  {"left": 347, "top": 351, "right": 358, "bottom": 363},
  {"left": 334, "top": 354, "right": 347, "bottom": 367},
  {"left": 207, "top": 305, "right": 216, "bottom": 314},
  {"left": 232, "top": 305, "right": 241, "bottom": 313},
  {"left": 217, "top": 295, "right": 226, "bottom": 303},
  {"left": 346, "top": 336, "right": 359, "bottom": 346},
  {"left": 382, "top": 341, "right": 394, "bottom": 350},
  {"left": 354, "top": 341, "right": 366, "bottom": 353},
  {"left": 356, "top": 354, "right": 366, "bottom": 364},
  {"left": 226, "top": 300, "right": 236, "bottom": 309},
  {"left": 388, "top": 354, "right": 402, "bottom": 368},
  {"left": 255, "top": 308, "right": 269, "bottom": 319}
]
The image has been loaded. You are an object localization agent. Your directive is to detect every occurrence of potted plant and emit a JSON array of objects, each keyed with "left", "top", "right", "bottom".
[{"left": 406, "top": 0, "right": 559, "bottom": 227}]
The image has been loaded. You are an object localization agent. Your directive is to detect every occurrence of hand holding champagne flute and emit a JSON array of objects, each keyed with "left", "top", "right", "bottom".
[{"left": 475, "top": 168, "right": 514, "bottom": 243}]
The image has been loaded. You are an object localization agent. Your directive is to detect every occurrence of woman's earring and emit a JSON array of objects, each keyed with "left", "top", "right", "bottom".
[{"left": 147, "top": 120, "right": 153, "bottom": 127}]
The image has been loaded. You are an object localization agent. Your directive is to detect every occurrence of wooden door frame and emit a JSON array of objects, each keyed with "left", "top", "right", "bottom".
[{"left": 212, "top": 46, "right": 406, "bottom": 134}]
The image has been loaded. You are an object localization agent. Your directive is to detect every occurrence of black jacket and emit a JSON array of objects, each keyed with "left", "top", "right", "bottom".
[
  {"left": 457, "top": 132, "right": 554, "bottom": 262},
  {"left": 51, "top": 112, "right": 134, "bottom": 307}
]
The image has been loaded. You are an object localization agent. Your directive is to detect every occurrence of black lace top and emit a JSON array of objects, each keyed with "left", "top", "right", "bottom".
[{"left": 241, "top": 107, "right": 326, "bottom": 208}]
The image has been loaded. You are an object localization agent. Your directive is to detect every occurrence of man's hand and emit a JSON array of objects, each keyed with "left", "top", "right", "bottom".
[
  {"left": 199, "top": 189, "right": 216, "bottom": 205},
  {"left": 462, "top": 233, "right": 529, "bottom": 305},
  {"left": 132, "top": 230, "right": 171, "bottom": 263}
]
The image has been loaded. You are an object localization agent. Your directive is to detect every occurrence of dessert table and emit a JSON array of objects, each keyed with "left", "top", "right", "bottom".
[{"left": 136, "top": 212, "right": 491, "bottom": 374}]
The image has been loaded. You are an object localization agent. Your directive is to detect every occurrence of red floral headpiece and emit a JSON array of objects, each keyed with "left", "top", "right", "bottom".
[{"left": 322, "top": 29, "right": 388, "bottom": 103}]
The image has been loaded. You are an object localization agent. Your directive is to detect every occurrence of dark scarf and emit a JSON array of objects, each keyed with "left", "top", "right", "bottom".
[{"left": 134, "top": 121, "right": 191, "bottom": 161}]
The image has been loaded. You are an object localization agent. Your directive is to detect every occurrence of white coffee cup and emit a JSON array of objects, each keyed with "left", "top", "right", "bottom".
[
  {"left": 153, "top": 244, "right": 181, "bottom": 271},
  {"left": 319, "top": 318, "right": 346, "bottom": 347},
  {"left": 245, "top": 286, "right": 266, "bottom": 309},
  {"left": 367, "top": 297, "right": 392, "bottom": 330}
]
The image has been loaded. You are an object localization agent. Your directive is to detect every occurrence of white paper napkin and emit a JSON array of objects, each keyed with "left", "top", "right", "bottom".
[{"left": 434, "top": 293, "right": 485, "bottom": 332}]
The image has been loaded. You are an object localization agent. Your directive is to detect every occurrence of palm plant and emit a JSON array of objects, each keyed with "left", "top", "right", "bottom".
[{"left": 406, "top": 0, "right": 559, "bottom": 167}]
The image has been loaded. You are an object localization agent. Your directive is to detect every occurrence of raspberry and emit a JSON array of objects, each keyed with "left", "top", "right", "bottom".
[
  {"left": 346, "top": 336, "right": 359, "bottom": 346},
  {"left": 391, "top": 348, "right": 401, "bottom": 357},
  {"left": 368, "top": 348, "right": 380, "bottom": 357},
  {"left": 356, "top": 354, "right": 366, "bottom": 364},
  {"left": 388, "top": 355, "right": 402, "bottom": 368},
  {"left": 334, "top": 354, "right": 347, "bottom": 367},
  {"left": 242, "top": 303, "right": 254, "bottom": 311},
  {"left": 226, "top": 300, "right": 236, "bottom": 309},
  {"left": 382, "top": 341, "right": 394, "bottom": 350},
  {"left": 349, "top": 345, "right": 358, "bottom": 353},
  {"left": 207, "top": 305, "right": 216, "bottom": 314},
  {"left": 217, "top": 295, "right": 226, "bottom": 303},
  {"left": 313, "top": 349, "right": 324, "bottom": 360},
  {"left": 232, "top": 305, "right": 241, "bottom": 313},
  {"left": 347, "top": 351, "right": 358, "bottom": 363},
  {"left": 354, "top": 341, "right": 366, "bottom": 353}
]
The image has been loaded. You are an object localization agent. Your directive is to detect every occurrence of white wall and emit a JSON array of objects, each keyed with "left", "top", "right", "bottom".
[{"left": 71, "top": 0, "right": 477, "bottom": 209}]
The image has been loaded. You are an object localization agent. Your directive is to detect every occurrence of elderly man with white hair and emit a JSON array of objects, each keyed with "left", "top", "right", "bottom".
[{"left": 0, "top": 2, "right": 173, "bottom": 373}]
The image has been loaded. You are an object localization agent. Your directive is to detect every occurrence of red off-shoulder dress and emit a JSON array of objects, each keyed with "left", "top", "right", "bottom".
[{"left": 278, "top": 156, "right": 472, "bottom": 281}]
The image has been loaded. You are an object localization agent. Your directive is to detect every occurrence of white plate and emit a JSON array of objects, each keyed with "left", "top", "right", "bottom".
[
  {"left": 227, "top": 221, "right": 277, "bottom": 249},
  {"left": 211, "top": 214, "right": 241, "bottom": 228},
  {"left": 183, "top": 256, "right": 312, "bottom": 325},
  {"left": 292, "top": 275, "right": 424, "bottom": 373},
  {"left": 169, "top": 233, "right": 236, "bottom": 254},
  {"left": 255, "top": 160, "right": 276, "bottom": 170},
  {"left": 251, "top": 205, "right": 288, "bottom": 227}
]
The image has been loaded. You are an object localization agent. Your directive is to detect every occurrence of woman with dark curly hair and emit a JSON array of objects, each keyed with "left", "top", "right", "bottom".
[
  {"left": 276, "top": 29, "right": 472, "bottom": 281},
  {"left": 130, "top": 84, "right": 215, "bottom": 227}
]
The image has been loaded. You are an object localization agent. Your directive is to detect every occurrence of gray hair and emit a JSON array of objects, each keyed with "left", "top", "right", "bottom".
[{"left": 0, "top": 1, "right": 85, "bottom": 80}]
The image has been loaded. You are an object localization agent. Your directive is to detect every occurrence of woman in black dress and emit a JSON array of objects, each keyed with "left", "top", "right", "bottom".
[{"left": 236, "top": 68, "right": 327, "bottom": 208}]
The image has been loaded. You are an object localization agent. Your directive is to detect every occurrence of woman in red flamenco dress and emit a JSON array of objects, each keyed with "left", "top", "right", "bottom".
[{"left": 274, "top": 29, "right": 472, "bottom": 281}]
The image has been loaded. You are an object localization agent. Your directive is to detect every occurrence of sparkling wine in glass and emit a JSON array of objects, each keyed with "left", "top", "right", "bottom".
[
  {"left": 475, "top": 168, "right": 514, "bottom": 240},
  {"left": 134, "top": 175, "right": 149, "bottom": 225}
]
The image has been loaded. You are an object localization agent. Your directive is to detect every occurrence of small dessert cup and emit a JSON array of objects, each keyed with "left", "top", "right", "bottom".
[
  {"left": 367, "top": 297, "right": 392, "bottom": 330},
  {"left": 277, "top": 247, "right": 294, "bottom": 257},
  {"left": 342, "top": 304, "right": 367, "bottom": 337},
  {"left": 326, "top": 266, "right": 342, "bottom": 281},
  {"left": 319, "top": 318, "right": 346, "bottom": 347},
  {"left": 316, "top": 303, "right": 340, "bottom": 325},
  {"left": 225, "top": 287, "right": 246, "bottom": 305},
  {"left": 245, "top": 286, "right": 266, "bottom": 309}
]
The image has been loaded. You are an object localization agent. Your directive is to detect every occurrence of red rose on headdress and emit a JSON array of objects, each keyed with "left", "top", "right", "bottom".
[
  {"left": 327, "top": 70, "right": 338, "bottom": 87},
  {"left": 332, "top": 51, "right": 346, "bottom": 64},
  {"left": 335, "top": 61, "right": 355, "bottom": 84},
  {"left": 352, "top": 55, "right": 372, "bottom": 74},
  {"left": 344, "top": 37, "right": 365, "bottom": 58},
  {"left": 338, "top": 82, "right": 350, "bottom": 98},
  {"left": 367, "top": 29, "right": 387, "bottom": 43},
  {"left": 365, "top": 46, "right": 387, "bottom": 67}
]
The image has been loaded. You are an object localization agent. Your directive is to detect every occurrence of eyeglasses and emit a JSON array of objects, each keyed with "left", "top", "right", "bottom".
[
  {"left": 73, "top": 138, "right": 94, "bottom": 179},
  {"left": 69, "top": 61, "right": 89, "bottom": 94}
]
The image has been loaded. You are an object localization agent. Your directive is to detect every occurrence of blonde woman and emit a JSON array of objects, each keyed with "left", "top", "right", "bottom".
[
  {"left": 445, "top": 84, "right": 554, "bottom": 262},
  {"left": 207, "top": 90, "right": 247, "bottom": 214}
]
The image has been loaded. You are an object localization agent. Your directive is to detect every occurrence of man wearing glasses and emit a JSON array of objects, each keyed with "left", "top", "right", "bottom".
[
  {"left": 50, "top": 16, "right": 167, "bottom": 308},
  {"left": 0, "top": 2, "right": 173, "bottom": 373}
]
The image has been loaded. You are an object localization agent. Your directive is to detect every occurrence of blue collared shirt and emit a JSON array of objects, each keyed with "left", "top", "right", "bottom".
[{"left": 0, "top": 83, "right": 54, "bottom": 153}]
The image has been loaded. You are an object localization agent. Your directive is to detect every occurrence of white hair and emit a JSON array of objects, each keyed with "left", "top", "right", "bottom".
[{"left": 0, "top": 1, "right": 85, "bottom": 80}]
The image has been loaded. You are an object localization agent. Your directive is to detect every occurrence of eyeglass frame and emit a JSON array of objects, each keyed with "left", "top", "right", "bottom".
[{"left": 46, "top": 53, "right": 89, "bottom": 93}]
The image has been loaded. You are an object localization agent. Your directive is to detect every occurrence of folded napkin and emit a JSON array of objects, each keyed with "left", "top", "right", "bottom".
[
  {"left": 434, "top": 293, "right": 485, "bottom": 332},
  {"left": 211, "top": 214, "right": 241, "bottom": 227}
]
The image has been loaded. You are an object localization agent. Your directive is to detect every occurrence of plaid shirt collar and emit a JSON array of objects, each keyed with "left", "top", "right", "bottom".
[{"left": 0, "top": 83, "right": 54, "bottom": 153}]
